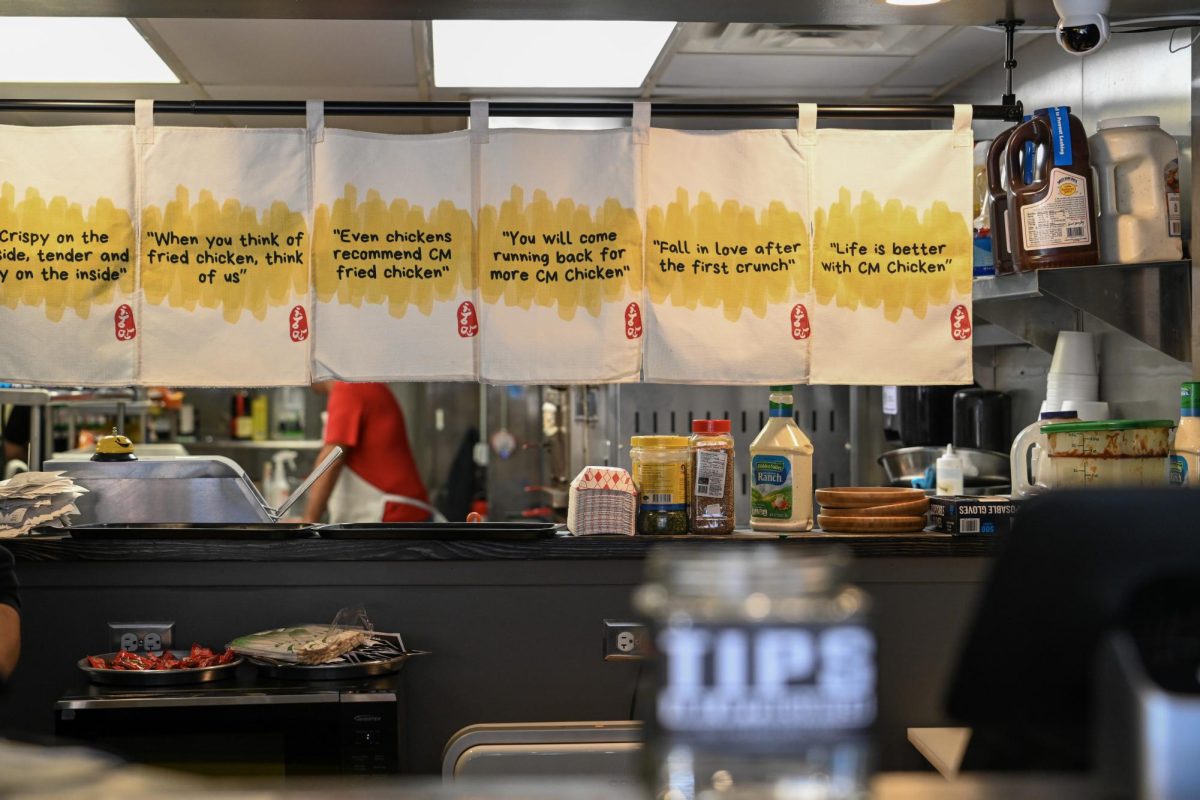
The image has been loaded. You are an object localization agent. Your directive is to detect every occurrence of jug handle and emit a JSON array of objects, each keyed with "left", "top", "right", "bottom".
[
  {"left": 1010, "top": 423, "right": 1042, "bottom": 497},
  {"left": 1006, "top": 117, "right": 1050, "bottom": 195},
  {"left": 1096, "top": 162, "right": 1120, "bottom": 217}
]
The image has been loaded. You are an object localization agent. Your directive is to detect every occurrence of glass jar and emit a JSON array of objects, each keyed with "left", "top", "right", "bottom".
[
  {"left": 631, "top": 435, "right": 691, "bottom": 535},
  {"left": 689, "top": 419, "right": 735, "bottom": 534},
  {"left": 636, "top": 546, "right": 875, "bottom": 800}
]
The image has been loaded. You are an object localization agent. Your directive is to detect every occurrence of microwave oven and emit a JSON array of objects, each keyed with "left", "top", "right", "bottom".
[{"left": 55, "top": 675, "right": 403, "bottom": 777}]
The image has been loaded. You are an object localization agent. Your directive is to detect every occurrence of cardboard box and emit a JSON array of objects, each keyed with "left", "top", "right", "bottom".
[{"left": 928, "top": 496, "right": 1020, "bottom": 535}]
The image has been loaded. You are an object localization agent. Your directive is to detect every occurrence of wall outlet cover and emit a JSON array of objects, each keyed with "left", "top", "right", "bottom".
[{"left": 108, "top": 622, "right": 174, "bottom": 653}]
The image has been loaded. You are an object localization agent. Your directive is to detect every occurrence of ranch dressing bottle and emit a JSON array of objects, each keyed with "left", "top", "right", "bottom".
[{"left": 750, "top": 386, "right": 814, "bottom": 532}]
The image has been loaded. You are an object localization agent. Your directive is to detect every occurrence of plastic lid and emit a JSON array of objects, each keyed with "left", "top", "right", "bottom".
[
  {"left": 1039, "top": 410, "right": 1079, "bottom": 420},
  {"left": 692, "top": 419, "right": 731, "bottom": 434},
  {"left": 1097, "top": 116, "right": 1160, "bottom": 131},
  {"left": 769, "top": 385, "right": 793, "bottom": 392},
  {"left": 630, "top": 435, "right": 689, "bottom": 449},
  {"left": 1040, "top": 419, "right": 1176, "bottom": 434}
]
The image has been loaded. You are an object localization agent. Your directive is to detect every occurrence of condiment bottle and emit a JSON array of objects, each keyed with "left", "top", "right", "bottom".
[
  {"left": 749, "top": 385, "right": 814, "bottom": 532},
  {"left": 689, "top": 419, "right": 735, "bottom": 534},
  {"left": 936, "top": 444, "right": 964, "bottom": 496},
  {"left": 629, "top": 435, "right": 690, "bottom": 534},
  {"left": 1089, "top": 116, "right": 1183, "bottom": 264},
  {"left": 1005, "top": 106, "right": 1100, "bottom": 271},
  {"left": 1170, "top": 382, "right": 1200, "bottom": 487},
  {"left": 972, "top": 140, "right": 995, "bottom": 278}
]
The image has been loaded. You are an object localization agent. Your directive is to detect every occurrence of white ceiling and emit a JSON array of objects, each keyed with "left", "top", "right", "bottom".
[{"left": 0, "top": 19, "right": 1033, "bottom": 130}]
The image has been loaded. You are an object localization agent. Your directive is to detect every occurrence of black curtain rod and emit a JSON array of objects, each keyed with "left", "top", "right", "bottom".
[{"left": 0, "top": 99, "right": 1022, "bottom": 121}]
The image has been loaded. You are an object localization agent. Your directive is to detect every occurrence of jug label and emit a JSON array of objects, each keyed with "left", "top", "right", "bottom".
[
  {"left": 1166, "top": 158, "right": 1182, "bottom": 237},
  {"left": 1020, "top": 168, "right": 1092, "bottom": 249},
  {"left": 751, "top": 455, "right": 793, "bottom": 519}
]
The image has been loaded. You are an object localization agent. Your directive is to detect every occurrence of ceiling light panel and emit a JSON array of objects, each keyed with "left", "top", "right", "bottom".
[
  {"left": 432, "top": 20, "right": 676, "bottom": 89},
  {"left": 0, "top": 17, "right": 178, "bottom": 83}
]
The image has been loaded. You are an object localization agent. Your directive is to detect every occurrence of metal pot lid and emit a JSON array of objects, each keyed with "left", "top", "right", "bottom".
[{"left": 1040, "top": 419, "right": 1176, "bottom": 433}]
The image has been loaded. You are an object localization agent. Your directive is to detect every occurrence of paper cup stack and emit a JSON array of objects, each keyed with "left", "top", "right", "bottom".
[
  {"left": 1043, "top": 332, "right": 1108, "bottom": 420},
  {"left": 815, "top": 487, "right": 929, "bottom": 534}
]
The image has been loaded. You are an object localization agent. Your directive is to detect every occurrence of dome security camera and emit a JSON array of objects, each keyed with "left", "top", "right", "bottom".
[{"left": 1053, "top": 0, "right": 1112, "bottom": 56}]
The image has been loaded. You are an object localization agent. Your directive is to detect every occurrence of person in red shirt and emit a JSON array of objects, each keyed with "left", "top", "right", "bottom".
[{"left": 303, "top": 382, "right": 431, "bottom": 524}]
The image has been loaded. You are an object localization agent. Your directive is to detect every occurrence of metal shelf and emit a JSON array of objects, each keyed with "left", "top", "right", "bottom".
[{"left": 972, "top": 260, "right": 1191, "bottom": 361}]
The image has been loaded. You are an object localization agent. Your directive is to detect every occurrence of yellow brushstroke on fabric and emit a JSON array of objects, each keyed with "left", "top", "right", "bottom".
[
  {"left": 0, "top": 184, "right": 134, "bottom": 322},
  {"left": 645, "top": 188, "right": 809, "bottom": 322},
  {"left": 812, "top": 187, "right": 971, "bottom": 322},
  {"left": 141, "top": 186, "right": 308, "bottom": 324},
  {"left": 478, "top": 186, "right": 641, "bottom": 321},
  {"left": 313, "top": 185, "right": 473, "bottom": 319}
]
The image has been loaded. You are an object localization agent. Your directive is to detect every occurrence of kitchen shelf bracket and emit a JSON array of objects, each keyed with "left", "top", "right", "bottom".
[{"left": 972, "top": 261, "right": 1192, "bottom": 361}]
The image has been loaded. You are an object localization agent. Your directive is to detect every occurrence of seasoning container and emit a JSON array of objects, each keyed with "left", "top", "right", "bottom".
[
  {"left": 689, "top": 419, "right": 735, "bottom": 534},
  {"left": 1005, "top": 106, "right": 1100, "bottom": 271},
  {"left": 629, "top": 435, "right": 690, "bottom": 535},
  {"left": 1089, "top": 116, "right": 1183, "bottom": 264},
  {"left": 636, "top": 545, "right": 875, "bottom": 799}
]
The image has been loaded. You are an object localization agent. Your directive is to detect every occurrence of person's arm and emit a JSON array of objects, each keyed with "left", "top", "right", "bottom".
[
  {"left": 0, "top": 604, "right": 19, "bottom": 681},
  {"left": 301, "top": 443, "right": 349, "bottom": 524}
]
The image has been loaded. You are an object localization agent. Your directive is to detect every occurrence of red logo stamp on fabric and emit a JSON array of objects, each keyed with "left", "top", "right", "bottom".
[
  {"left": 791, "top": 304, "right": 811, "bottom": 340},
  {"left": 289, "top": 305, "right": 309, "bottom": 342},
  {"left": 457, "top": 301, "right": 479, "bottom": 338},
  {"left": 950, "top": 304, "right": 972, "bottom": 341},
  {"left": 625, "top": 302, "right": 643, "bottom": 340},
  {"left": 114, "top": 304, "right": 136, "bottom": 342}
]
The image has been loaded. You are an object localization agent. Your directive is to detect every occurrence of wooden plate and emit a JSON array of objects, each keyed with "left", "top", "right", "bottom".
[
  {"left": 814, "top": 487, "right": 926, "bottom": 509},
  {"left": 819, "top": 498, "right": 930, "bottom": 518},
  {"left": 817, "top": 514, "right": 928, "bottom": 534}
]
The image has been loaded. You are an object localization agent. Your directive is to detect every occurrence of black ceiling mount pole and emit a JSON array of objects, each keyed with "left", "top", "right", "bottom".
[
  {"left": 0, "top": 99, "right": 1021, "bottom": 121},
  {"left": 999, "top": 18, "right": 1024, "bottom": 119}
]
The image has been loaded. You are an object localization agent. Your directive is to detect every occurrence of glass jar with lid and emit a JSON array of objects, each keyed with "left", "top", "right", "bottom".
[
  {"left": 690, "top": 419, "right": 735, "bottom": 534},
  {"left": 636, "top": 546, "right": 875, "bottom": 799},
  {"left": 630, "top": 435, "right": 691, "bottom": 535}
]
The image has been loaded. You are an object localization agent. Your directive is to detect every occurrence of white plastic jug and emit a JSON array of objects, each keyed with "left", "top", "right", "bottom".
[
  {"left": 1010, "top": 410, "right": 1077, "bottom": 497},
  {"left": 1089, "top": 116, "right": 1182, "bottom": 264}
]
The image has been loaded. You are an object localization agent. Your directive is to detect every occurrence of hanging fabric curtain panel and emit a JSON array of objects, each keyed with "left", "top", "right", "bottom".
[
  {"left": 311, "top": 116, "right": 476, "bottom": 381},
  {"left": 808, "top": 105, "right": 975, "bottom": 385},
  {"left": 474, "top": 104, "right": 646, "bottom": 384},
  {"left": 0, "top": 125, "right": 137, "bottom": 386},
  {"left": 0, "top": 100, "right": 983, "bottom": 388},
  {"left": 643, "top": 105, "right": 815, "bottom": 384},
  {"left": 137, "top": 104, "right": 312, "bottom": 386}
]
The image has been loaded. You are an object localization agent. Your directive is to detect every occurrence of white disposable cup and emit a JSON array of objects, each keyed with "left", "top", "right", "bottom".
[
  {"left": 1050, "top": 331, "right": 1098, "bottom": 375},
  {"left": 1060, "top": 400, "right": 1110, "bottom": 421}
]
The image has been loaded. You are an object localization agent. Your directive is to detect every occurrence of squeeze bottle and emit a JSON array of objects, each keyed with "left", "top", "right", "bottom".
[{"left": 749, "top": 386, "right": 814, "bottom": 532}]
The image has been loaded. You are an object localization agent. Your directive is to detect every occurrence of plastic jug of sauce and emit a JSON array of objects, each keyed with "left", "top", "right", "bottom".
[
  {"left": 1089, "top": 116, "right": 1182, "bottom": 264},
  {"left": 1005, "top": 106, "right": 1099, "bottom": 271}
]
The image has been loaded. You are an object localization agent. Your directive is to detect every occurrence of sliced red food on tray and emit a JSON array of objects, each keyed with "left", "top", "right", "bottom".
[{"left": 84, "top": 645, "right": 238, "bottom": 671}]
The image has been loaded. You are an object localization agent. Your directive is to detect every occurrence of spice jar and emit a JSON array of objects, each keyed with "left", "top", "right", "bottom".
[
  {"left": 689, "top": 419, "right": 735, "bottom": 534},
  {"left": 635, "top": 546, "right": 875, "bottom": 799},
  {"left": 629, "top": 436, "right": 690, "bottom": 535}
]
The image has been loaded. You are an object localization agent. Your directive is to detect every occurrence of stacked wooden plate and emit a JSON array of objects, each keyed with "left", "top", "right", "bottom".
[{"left": 815, "top": 488, "right": 930, "bottom": 534}]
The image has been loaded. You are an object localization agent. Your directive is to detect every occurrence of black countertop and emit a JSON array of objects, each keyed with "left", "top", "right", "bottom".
[{"left": 3, "top": 530, "right": 998, "bottom": 562}]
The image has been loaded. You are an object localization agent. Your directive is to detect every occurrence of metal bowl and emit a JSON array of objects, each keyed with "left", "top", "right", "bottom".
[
  {"left": 78, "top": 651, "right": 242, "bottom": 686},
  {"left": 877, "top": 446, "right": 1010, "bottom": 488}
]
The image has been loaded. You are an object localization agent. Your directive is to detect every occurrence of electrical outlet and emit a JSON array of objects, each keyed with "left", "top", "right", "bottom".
[
  {"left": 603, "top": 620, "right": 649, "bottom": 661},
  {"left": 109, "top": 622, "right": 174, "bottom": 653}
]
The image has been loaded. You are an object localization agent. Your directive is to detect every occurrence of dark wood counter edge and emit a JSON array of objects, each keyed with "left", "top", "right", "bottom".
[{"left": 1, "top": 531, "right": 998, "bottom": 562}]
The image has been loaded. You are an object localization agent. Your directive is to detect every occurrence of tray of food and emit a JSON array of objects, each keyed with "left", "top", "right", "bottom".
[
  {"left": 66, "top": 523, "right": 318, "bottom": 540},
  {"left": 231, "top": 625, "right": 426, "bottom": 680},
  {"left": 316, "top": 521, "right": 559, "bottom": 541},
  {"left": 79, "top": 644, "right": 241, "bottom": 686}
]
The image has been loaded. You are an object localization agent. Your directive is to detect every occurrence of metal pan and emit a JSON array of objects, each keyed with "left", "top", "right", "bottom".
[
  {"left": 249, "top": 650, "right": 427, "bottom": 681},
  {"left": 66, "top": 523, "right": 318, "bottom": 540},
  {"left": 316, "top": 521, "right": 559, "bottom": 541},
  {"left": 78, "top": 651, "right": 242, "bottom": 686}
]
